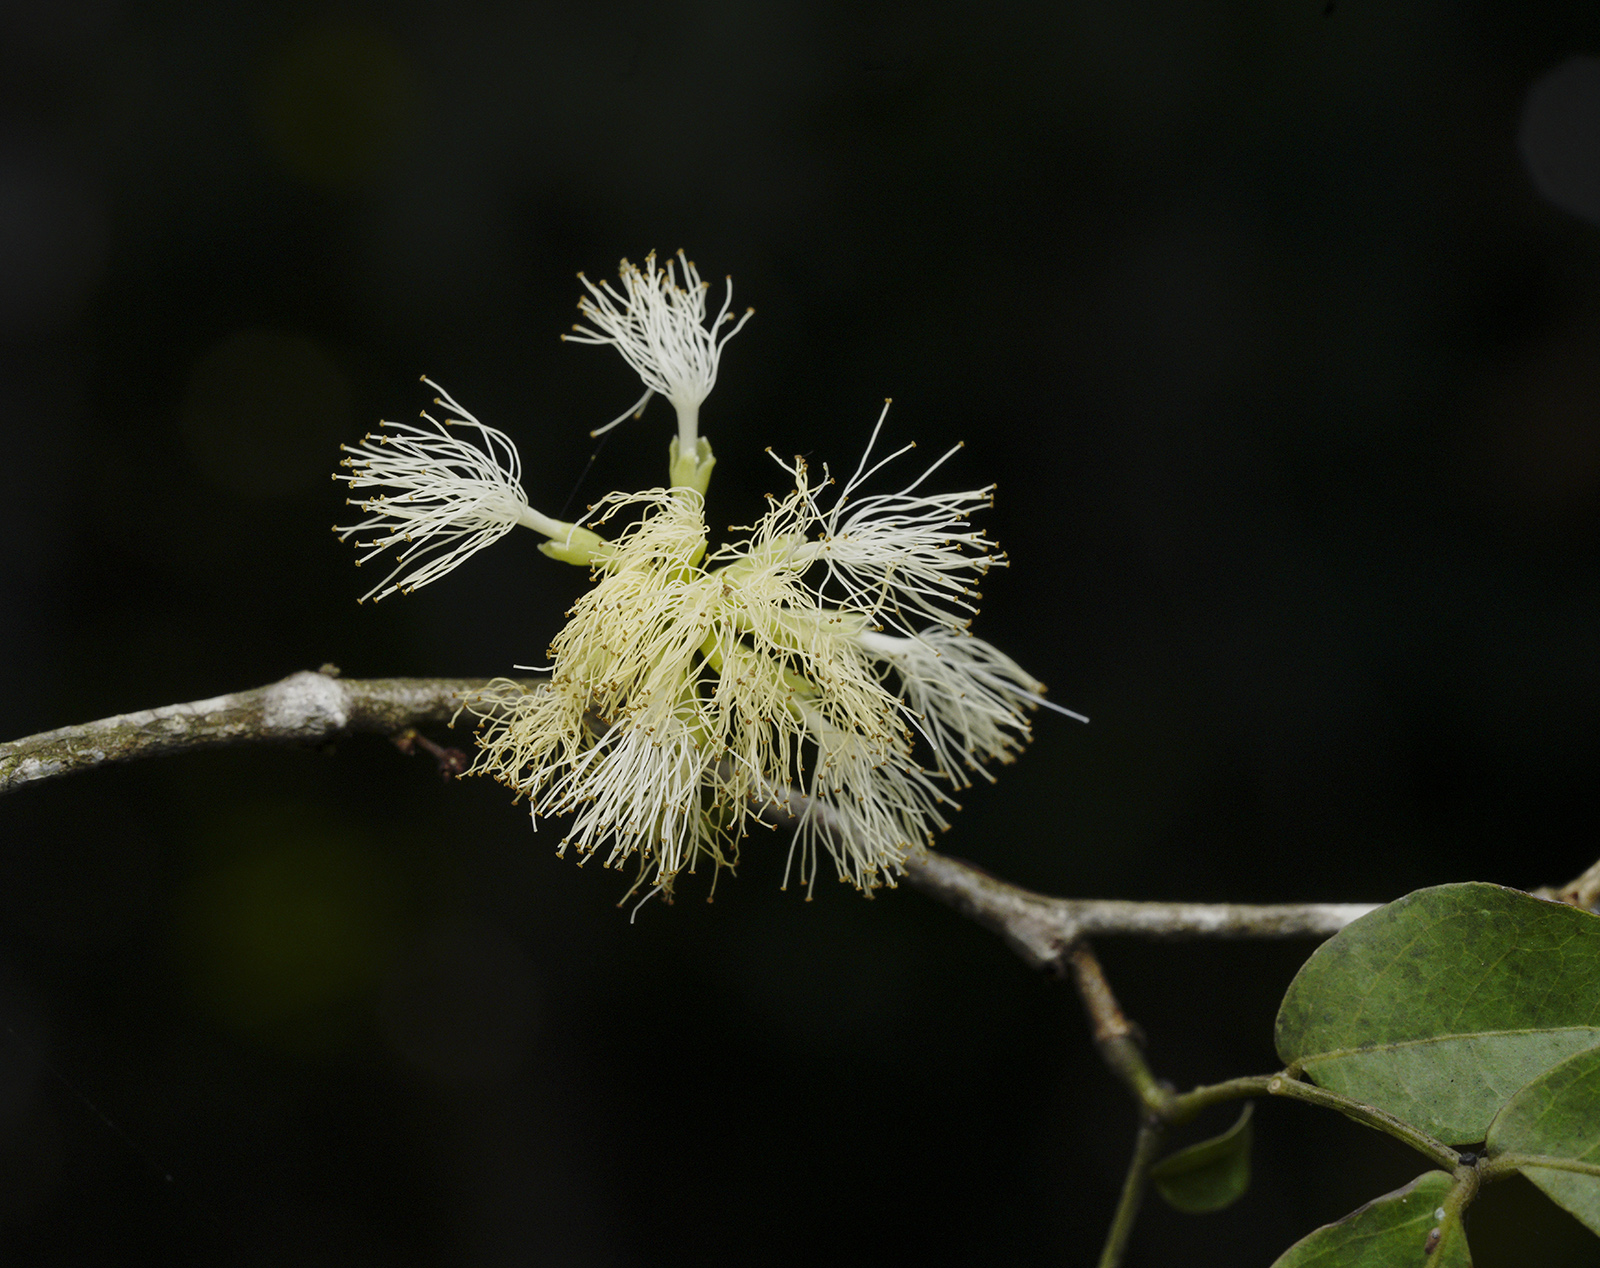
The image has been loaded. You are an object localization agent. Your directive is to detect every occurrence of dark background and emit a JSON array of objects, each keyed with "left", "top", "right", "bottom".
[{"left": 2, "top": 2, "right": 1598, "bottom": 1264}]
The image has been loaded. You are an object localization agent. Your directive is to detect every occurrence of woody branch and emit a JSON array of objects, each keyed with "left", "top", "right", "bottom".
[{"left": 5, "top": 669, "right": 1588, "bottom": 962}]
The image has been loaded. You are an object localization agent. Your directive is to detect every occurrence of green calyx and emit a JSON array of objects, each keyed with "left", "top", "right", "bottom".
[
  {"left": 538, "top": 523, "right": 611, "bottom": 566},
  {"left": 670, "top": 435, "right": 716, "bottom": 497}
]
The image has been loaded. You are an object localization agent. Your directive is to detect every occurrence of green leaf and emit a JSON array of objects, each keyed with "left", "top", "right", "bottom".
[
  {"left": 1149, "top": 1104, "right": 1253, "bottom": 1213},
  {"left": 1487, "top": 1044, "right": 1600, "bottom": 1237},
  {"left": 1275, "top": 882, "right": 1600, "bottom": 1144},
  {"left": 1269, "top": 1171, "right": 1469, "bottom": 1267}
]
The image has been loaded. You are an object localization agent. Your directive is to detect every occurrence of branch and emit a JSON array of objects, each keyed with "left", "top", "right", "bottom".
[
  {"left": 0, "top": 668, "right": 487, "bottom": 794},
  {"left": 1064, "top": 940, "right": 1169, "bottom": 1114},
  {"left": 898, "top": 850, "right": 1377, "bottom": 967},
  {"left": 2, "top": 670, "right": 1395, "bottom": 958}
]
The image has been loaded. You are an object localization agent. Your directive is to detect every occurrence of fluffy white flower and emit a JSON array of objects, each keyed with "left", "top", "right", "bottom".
[
  {"left": 334, "top": 378, "right": 603, "bottom": 601},
  {"left": 760, "top": 402, "right": 1004, "bottom": 634},
  {"left": 562, "top": 250, "right": 753, "bottom": 488},
  {"left": 781, "top": 708, "right": 952, "bottom": 893}
]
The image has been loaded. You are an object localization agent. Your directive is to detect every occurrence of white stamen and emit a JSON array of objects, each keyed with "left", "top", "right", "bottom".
[
  {"left": 562, "top": 249, "right": 753, "bottom": 456},
  {"left": 764, "top": 401, "right": 1004, "bottom": 634},
  {"left": 333, "top": 378, "right": 570, "bottom": 601},
  {"left": 857, "top": 626, "right": 1087, "bottom": 788}
]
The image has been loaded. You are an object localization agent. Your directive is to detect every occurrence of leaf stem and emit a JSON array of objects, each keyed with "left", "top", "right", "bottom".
[
  {"left": 1097, "top": 1119, "right": 1166, "bottom": 1268},
  {"left": 1433, "top": 1160, "right": 1482, "bottom": 1253},
  {"left": 1481, "top": 1151, "right": 1600, "bottom": 1181},
  {"left": 1262, "top": 1075, "right": 1462, "bottom": 1171},
  {"left": 1166, "top": 1072, "right": 1465, "bottom": 1173},
  {"left": 1165, "top": 1074, "right": 1274, "bottom": 1124},
  {"left": 1062, "top": 948, "right": 1482, "bottom": 1257}
]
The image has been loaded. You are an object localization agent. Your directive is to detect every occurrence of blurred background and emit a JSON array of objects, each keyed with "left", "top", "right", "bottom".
[{"left": 2, "top": 2, "right": 1598, "bottom": 1264}]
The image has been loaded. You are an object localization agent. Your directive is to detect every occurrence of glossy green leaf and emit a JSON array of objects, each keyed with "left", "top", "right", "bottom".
[
  {"left": 1275, "top": 883, "right": 1600, "bottom": 1144},
  {"left": 1270, "top": 1172, "right": 1469, "bottom": 1267},
  {"left": 1149, "top": 1104, "right": 1253, "bottom": 1214},
  {"left": 1487, "top": 1044, "right": 1600, "bottom": 1237}
]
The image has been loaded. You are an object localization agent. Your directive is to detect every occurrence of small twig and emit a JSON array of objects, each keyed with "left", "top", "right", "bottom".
[
  {"left": 1058, "top": 945, "right": 1464, "bottom": 1263},
  {"left": 391, "top": 727, "right": 469, "bottom": 779},
  {"left": 1066, "top": 940, "right": 1138, "bottom": 1046},
  {"left": 1055, "top": 940, "right": 1167, "bottom": 1268},
  {"left": 1065, "top": 941, "right": 1168, "bottom": 1114},
  {"left": 898, "top": 849, "right": 1378, "bottom": 965}
]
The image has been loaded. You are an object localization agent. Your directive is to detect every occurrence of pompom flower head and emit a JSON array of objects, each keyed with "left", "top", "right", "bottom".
[
  {"left": 562, "top": 249, "right": 752, "bottom": 493},
  {"left": 334, "top": 252, "right": 1083, "bottom": 905},
  {"left": 334, "top": 378, "right": 602, "bottom": 601}
]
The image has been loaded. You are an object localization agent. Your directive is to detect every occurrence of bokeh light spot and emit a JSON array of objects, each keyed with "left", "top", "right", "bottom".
[
  {"left": 177, "top": 805, "right": 402, "bottom": 1043},
  {"left": 253, "top": 19, "right": 415, "bottom": 190},
  {"left": 1520, "top": 55, "right": 1600, "bottom": 226}
]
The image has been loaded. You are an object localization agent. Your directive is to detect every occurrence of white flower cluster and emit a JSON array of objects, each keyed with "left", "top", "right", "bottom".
[{"left": 334, "top": 252, "right": 1083, "bottom": 902}]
